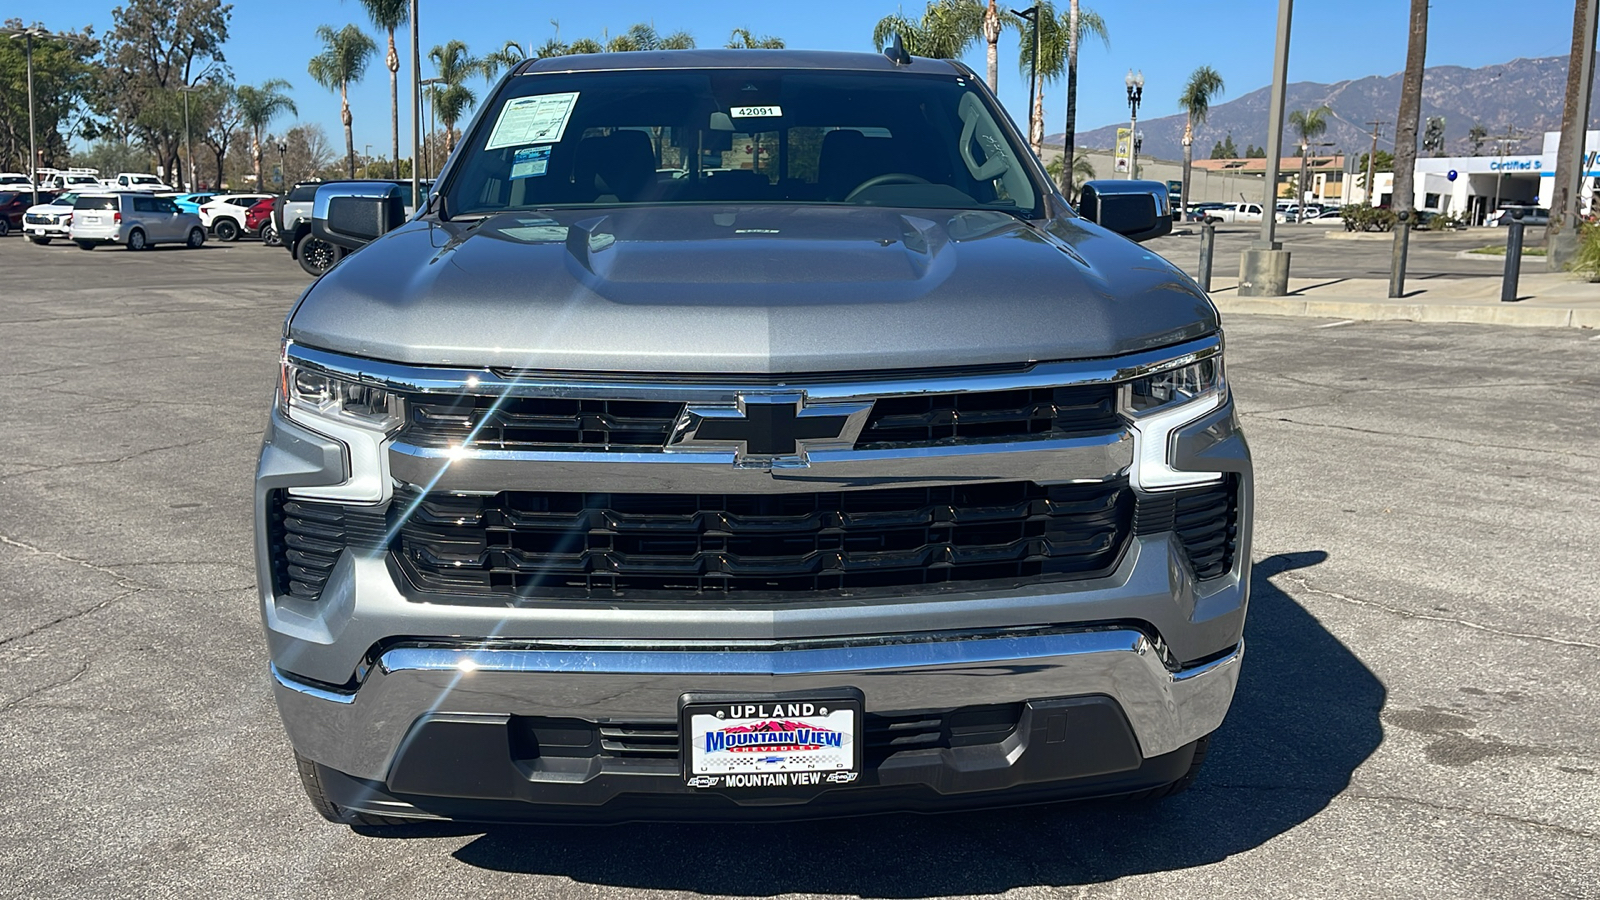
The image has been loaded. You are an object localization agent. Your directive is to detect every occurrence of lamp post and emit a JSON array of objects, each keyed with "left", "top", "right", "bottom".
[
  {"left": 410, "top": 0, "right": 421, "bottom": 206},
  {"left": 276, "top": 141, "right": 287, "bottom": 189},
  {"left": 1124, "top": 69, "right": 1144, "bottom": 179},
  {"left": 1133, "top": 130, "right": 1144, "bottom": 179},
  {"left": 3, "top": 26, "right": 84, "bottom": 206},
  {"left": 364, "top": 143, "right": 373, "bottom": 178},
  {"left": 1238, "top": 0, "right": 1295, "bottom": 297}
]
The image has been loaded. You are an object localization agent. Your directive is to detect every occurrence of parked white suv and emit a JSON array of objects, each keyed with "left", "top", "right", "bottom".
[
  {"left": 70, "top": 193, "right": 207, "bottom": 250},
  {"left": 22, "top": 192, "right": 83, "bottom": 244},
  {"left": 200, "top": 193, "right": 274, "bottom": 241},
  {"left": 108, "top": 173, "right": 172, "bottom": 191}
]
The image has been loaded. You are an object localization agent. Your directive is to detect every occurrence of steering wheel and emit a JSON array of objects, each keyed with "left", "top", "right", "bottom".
[{"left": 844, "top": 173, "right": 930, "bottom": 202}]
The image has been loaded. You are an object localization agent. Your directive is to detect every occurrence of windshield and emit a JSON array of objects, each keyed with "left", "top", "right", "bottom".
[{"left": 443, "top": 68, "right": 1041, "bottom": 218}]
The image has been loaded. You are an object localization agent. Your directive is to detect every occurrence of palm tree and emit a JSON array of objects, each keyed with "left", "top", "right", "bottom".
[
  {"left": 565, "top": 38, "right": 605, "bottom": 55},
  {"left": 428, "top": 40, "right": 484, "bottom": 154},
  {"left": 1061, "top": 1, "right": 1108, "bottom": 183},
  {"left": 355, "top": 0, "right": 407, "bottom": 178},
  {"left": 308, "top": 24, "right": 378, "bottom": 177},
  {"left": 482, "top": 40, "right": 527, "bottom": 80},
  {"left": 872, "top": 0, "right": 985, "bottom": 60},
  {"left": 727, "top": 28, "right": 785, "bottom": 49},
  {"left": 236, "top": 79, "right": 297, "bottom": 189},
  {"left": 1046, "top": 149, "right": 1096, "bottom": 199},
  {"left": 1289, "top": 105, "right": 1330, "bottom": 220},
  {"left": 1390, "top": 0, "right": 1428, "bottom": 222},
  {"left": 1177, "top": 66, "right": 1224, "bottom": 214},
  {"left": 606, "top": 24, "right": 696, "bottom": 53},
  {"left": 981, "top": 1, "right": 1006, "bottom": 94}
]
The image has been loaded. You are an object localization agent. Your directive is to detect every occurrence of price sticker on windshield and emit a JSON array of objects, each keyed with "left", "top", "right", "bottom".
[{"left": 729, "top": 105, "right": 782, "bottom": 118}]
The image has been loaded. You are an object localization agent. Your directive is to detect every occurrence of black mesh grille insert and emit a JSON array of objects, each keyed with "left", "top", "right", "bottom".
[
  {"left": 509, "top": 704, "right": 1023, "bottom": 764},
  {"left": 854, "top": 384, "right": 1120, "bottom": 448},
  {"left": 393, "top": 480, "right": 1132, "bottom": 599},
  {"left": 400, "top": 396, "right": 685, "bottom": 451},
  {"left": 267, "top": 492, "right": 387, "bottom": 602},
  {"left": 1131, "top": 476, "right": 1240, "bottom": 581}
]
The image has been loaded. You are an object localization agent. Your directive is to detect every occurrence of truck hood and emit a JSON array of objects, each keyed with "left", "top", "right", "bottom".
[{"left": 289, "top": 205, "right": 1216, "bottom": 374}]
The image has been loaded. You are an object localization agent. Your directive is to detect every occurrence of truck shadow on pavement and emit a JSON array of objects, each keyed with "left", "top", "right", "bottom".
[{"left": 387, "top": 550, "right": 1385, "bottom": 894}]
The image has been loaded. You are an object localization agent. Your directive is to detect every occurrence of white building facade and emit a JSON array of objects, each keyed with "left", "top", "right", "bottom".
[{"left": 1368, "top": 130, "right": 1600, "bottom": 225}]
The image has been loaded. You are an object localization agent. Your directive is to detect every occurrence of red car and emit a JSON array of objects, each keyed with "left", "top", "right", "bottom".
[
  {"left": 0, "top": 190, "right": 51, "bottom": 237},
  {"left": 244, "top": 196, "right": 279, "bottom": 244}
]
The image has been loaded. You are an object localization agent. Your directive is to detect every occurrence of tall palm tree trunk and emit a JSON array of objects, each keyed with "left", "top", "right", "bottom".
[
  {"left": 1031, "top": 73, "right": 1045, "bottom": 157},
  {"left": 983, "top": 0, "right": 1001, "bottom": 94},
  {"left": 387, "top": 29, "right": 400, "bottom": 177},
  {"left": 1390, "top": 0, "right": 1428, "bottom": 217},
  {"left": 341, "top": 83, "right": 356, "bottom": 177},
  {"left": 1063, "top": 0, "right": 1080, "bottom": 197},
  {"left": 252, "top": 129, "right": 264, "bottom": 190}
]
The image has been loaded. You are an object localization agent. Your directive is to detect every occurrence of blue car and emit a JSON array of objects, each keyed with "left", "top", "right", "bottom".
[{"left": 172, "top": 192, "right": 215, "bottom": 215}]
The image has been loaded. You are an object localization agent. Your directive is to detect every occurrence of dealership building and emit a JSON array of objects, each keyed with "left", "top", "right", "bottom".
[{"left": 1367, "top": 130, "right": 1600, "bottom": 225}]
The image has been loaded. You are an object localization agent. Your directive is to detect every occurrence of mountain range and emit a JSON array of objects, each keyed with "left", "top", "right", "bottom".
[{"left": 1053, "top": 56, "right": 1596, "bottom": 163}]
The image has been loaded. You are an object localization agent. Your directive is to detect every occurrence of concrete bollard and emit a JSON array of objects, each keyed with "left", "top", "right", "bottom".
[
  {"left": 1198, "top": 221, "right": 1216, "bottom": 292},
  {"left": 1502, "top": 210, "right": 1526, "bottom": 303}
]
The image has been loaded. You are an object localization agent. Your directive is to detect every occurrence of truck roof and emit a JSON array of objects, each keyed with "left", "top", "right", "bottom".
[{"left": 516, "top": 48, "right": 964, "bottom": 77}]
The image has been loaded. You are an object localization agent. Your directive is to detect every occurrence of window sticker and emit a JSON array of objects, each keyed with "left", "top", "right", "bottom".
[
  {"left": 729, "top": 105, "right": 782, "bottom": 118},
  {"left": 486, "top": 92, "right": 580, "bottom": 149},
  {"left": 510, "top": 145, "right": 552, "bottom": 179}
]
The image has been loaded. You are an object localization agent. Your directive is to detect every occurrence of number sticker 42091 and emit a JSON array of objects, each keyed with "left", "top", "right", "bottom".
[{"left": 729, "top": 106, "right": 782, "bottom": 118}]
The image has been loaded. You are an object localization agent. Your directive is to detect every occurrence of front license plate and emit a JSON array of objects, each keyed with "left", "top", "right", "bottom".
[{"left": 681, "top": 692, "right": 863, "bottom": 790}]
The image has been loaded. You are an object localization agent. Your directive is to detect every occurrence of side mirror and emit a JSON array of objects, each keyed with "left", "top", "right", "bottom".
[
  {"left": 311, "top": 182, "right": 407, "bottom": 250},
  {"left": 1077, "top": 179, "right": 1173, "bottom": 242}
]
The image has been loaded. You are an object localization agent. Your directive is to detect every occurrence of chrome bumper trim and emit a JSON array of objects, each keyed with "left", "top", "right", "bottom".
[{"left": 271, "top": 629, "right": 1242, "bottom": 781}]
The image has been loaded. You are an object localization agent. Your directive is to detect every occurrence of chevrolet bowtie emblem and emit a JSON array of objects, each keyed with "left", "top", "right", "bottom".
[{"left": 668, "top": 393, "right": 873, "bottom": 465}]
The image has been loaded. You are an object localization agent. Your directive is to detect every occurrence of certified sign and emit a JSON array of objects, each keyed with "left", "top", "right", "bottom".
[{"left": 682, "top": 697, "right": 860, "bottom": 789}]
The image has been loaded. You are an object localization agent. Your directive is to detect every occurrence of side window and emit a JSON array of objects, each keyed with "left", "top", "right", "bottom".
[
  {"left": 159, "top": 199, "right": 180, "bottom": 214},
  {"left": 132, "top": 196, "right": 155, "bottom": 213}
]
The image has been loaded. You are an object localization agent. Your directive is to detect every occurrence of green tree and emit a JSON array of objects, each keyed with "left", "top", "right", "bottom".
[
  {"left": 482, "top": 40, "right": 527, "bottom": 79},
  {"left": 1176, "top": 65, "right": 1224, "bottom": 213},
  {"left": 1246, "top": 143, "right": 1266, "bottom": 158},
  {"left": 565, "top": 38, "right": 605, "bottom": 55},
  {"left": 605, "top": 24, "right": 695, "bottom": 52},
  {"left": 1467, "top": 122, "right": 1487, "bottom": 156},
  {"left": 1016, "top": 2, "right": 1106, "bottom": 157},
  {"left": 235, "top": 79, "right": 296, "bottom": 189},
  {"left": 1355, "top": 149, "right": 1394, "bottom": 191},
  {"left": 96, "top": 0, "right": 232, "bottom": 187},
  {"left": 1045, "top": 149, "right": 1096, "bottom": 200},
  {"left": 308, "top": 23, "right": 376, "bottom": 177},
  {"left": 0, "top": 21, "right": 99, "bottom": 173},
  {"left": 872, "top": 1, "right": 986, "bottom": 60},
  {"left": 726, "top": 28, "right": 785, "bottom": 49},
  {"left": 427, "top": 40, "right": 483, "bottom": 154},
  {"left": 355, "top": 0, "right": 407, "bottom": 178},
  {"left": 1288, "top": 106, "right": 1330, "bottom": 217},
  {"left": 1061, "top": 1, "right": 1108, "bottom": 187},
  {"left": 195, "top": 82, "right": 241, "bottom": 188}
]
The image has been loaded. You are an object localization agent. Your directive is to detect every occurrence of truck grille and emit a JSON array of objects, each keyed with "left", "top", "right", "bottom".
[
  {"left": 855, "top": 385, "right": 1120, "bottom": 448},
  {"left": 401, "top": 396, "right": 685, "bottom": 451},
  {"left": 396, "top": 383, "right": 1123, "bottom": 453},
  {"left": 392, "top": 480, "right": 1133, "bottom": 599}
]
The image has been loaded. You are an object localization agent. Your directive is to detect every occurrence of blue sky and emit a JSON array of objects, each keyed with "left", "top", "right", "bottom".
[{"left": 12, "top": 0, "right": 1587, "bottom": 155}]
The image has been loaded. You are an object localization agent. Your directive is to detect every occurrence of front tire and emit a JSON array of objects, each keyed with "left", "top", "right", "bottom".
[
  {"left": 75, "top": 240, "right": 95, "bottom": 250},
  {"left": 186, "top": 227, "right": 205, "bottom": 249},
  {"left": 0, "top": 219, "right": 10, "bottom": 237},
  {"left": 259, "top": 223, "right": 280, "bottom": 246},
  {"left": 296, "top": 232, "right": 343, "bottom": 277},
  {"left": 214, "top": 217, "right": 240, "bottom": 242},
  {"left": 126, "top": 229, "right": 147, "bottom": 251},
  {"left": 29, "top": 235, "right": 50, "bottom": 245}
]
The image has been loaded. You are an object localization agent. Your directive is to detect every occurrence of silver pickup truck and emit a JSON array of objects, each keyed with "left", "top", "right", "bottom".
[{"left": 258, "top": 48, "right": 1252, "bottom": 825}]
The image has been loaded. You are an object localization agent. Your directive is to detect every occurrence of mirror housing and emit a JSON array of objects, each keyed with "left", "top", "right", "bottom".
[
  {"left": 311, "top": 182, "right": 408, "bottom": 250},
  {"left": 1078, "top": 180, "right": 1173, "bottom": 242}
]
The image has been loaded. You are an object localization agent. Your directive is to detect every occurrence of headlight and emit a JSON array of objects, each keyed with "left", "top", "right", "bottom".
[
  {"left": 1126, "top": 356, "right": 1224, "bottom": 416},
  {"left": 279, "top": 343, "right": 402, "bottom": 503},
  {"left": 1122, "top": 352, "right": 1227, "bottom": 490},
  {"left": 280, "top": 358, "right": 404, "bottom": 435}
]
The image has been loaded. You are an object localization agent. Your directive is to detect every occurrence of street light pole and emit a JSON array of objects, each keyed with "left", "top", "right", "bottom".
[
  {"left": 420, "top": 77, "right": 444, "bottom": 179},
  {"left": 1009, "top": 7, "right": 1041, "bottom": 148},
  {"left": 410, "top": 0, "right": 421, "bottom": 206},
  {"left": 277, "top": 141, "right": 287, "bottom": 189},
  {"left": 179, "top": 84, "right": 202, "bottom": 190},
  {"left": 4, "top": 26, "right": 86, "bottom": 206},
  {"left": 1124, "top": 70, "right": 1143, "bottom": 179},
  {"left": 1238, "top": 0, "right": 1294, "bottom": 297}
]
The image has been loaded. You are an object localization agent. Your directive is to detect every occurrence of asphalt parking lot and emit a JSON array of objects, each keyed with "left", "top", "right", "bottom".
[
  {"left": 1145, "top": 221, "right": 1527, "bottom": 282},
  {"left": 0, "top": 234, "right": 1596, "bottom": 899}
]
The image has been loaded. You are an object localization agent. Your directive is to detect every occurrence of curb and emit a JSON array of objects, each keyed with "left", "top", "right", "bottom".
[{"left": 1213, "top": 295, "right": 1600, "bottom": 329}]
